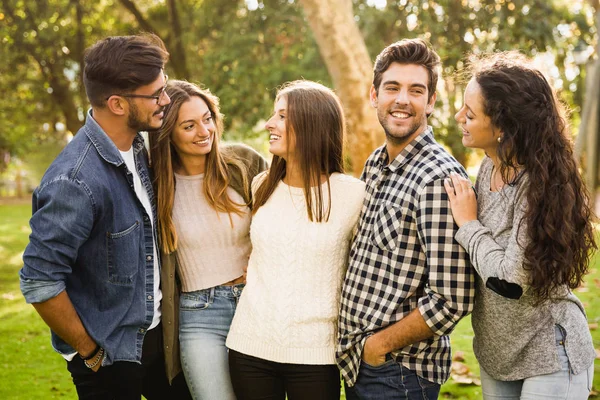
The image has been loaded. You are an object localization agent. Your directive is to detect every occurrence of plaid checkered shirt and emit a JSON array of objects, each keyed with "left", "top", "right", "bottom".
[{"left": 337, "top": 126, "right": 476, "bottom": 386}]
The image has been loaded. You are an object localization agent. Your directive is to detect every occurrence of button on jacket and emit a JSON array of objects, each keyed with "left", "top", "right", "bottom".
[{"left": 20, "top": 110, "right": 159, "bottom": 366}]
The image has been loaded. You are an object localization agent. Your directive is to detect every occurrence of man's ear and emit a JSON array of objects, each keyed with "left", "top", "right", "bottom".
[
  {"left": 425, "top": 92, "right": 437, "bottom": 116},
  {"left": 369, "top": 85, "right": 378, "bottom": 108},
  {"left": 106, "top": 96, "right": 127, "bottom": 116}
]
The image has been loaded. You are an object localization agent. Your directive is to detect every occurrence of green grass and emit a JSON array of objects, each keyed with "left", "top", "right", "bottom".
[
  {"left": 0, "top": 202, "right": 598, "bottom": 399},
  {"left": 0, "top": 203, "right": 76, "bottom": 399}
]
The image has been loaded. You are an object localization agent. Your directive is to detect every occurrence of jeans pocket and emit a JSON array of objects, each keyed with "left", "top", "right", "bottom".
[
  {"left": 361, "top": 358, "right": 396, "bottom": 370},
  {"left": 556, "top": 342, "right": 570, "bottom": 372},
  {"left": 180, "top": 290, "right": 211, "bottom": 310}
]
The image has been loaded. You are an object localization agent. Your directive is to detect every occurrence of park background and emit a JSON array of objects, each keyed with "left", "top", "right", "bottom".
[{"left": 1, "top": 0, "right": 599, "bottom": 398}]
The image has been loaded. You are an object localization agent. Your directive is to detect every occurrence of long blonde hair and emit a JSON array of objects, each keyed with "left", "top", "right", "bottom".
[{"left": 149, "top": 80, "right": 248, "bottom": 253}]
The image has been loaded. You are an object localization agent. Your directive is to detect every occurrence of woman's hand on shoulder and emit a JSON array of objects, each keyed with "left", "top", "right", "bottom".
[{"left": 443, "top": 173, "right": 478, "bottom": 227}]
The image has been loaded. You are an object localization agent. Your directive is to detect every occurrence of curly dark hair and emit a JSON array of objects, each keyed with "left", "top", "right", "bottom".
[{"left": 470, "top": 51, "right": 596, "bottom": 303}]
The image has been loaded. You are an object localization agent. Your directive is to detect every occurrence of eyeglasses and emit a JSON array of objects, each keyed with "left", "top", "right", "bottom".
[{"left": 107, "top": 75, "right": 169, "bottom": 105}]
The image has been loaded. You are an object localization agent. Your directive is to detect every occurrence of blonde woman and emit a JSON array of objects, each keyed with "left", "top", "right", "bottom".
[{"left": 149, "top": 80, "right": 267, "bottom": 400}]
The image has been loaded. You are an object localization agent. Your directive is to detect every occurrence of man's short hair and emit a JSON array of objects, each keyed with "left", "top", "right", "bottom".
[
  {"left": 83, "top": 33, "right": 169, "bottom": 107},
  {"left": 373, "top": 38, "right": 440, "bottom": 101}
]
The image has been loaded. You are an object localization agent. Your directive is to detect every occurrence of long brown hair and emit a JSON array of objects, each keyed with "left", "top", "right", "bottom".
[
  {"left": 149, "top": 80, "right": 248, "bottom": 253},
  {"left": 253, "top": 80, "right": 345, "bottom": 222},
  {"left": 469, "top": 51, "right": 596, "bottom": 302}
]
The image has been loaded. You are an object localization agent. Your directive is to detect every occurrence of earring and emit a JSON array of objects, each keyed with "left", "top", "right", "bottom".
[{"left": 497, "top": 136, "right": 503, "bottom": 143}]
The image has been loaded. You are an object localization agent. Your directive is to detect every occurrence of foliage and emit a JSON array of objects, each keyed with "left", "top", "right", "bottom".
[
  {"left": 0, "top": 0, "right": 597, "bottom": 174},
  {"left": 355, "top": 0, "right": 597, "bottom": 165}
]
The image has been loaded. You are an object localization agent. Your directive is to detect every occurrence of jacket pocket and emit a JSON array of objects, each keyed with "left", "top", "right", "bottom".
[{"left": 106, "top": 221, "right": 140, "bottom": 285}]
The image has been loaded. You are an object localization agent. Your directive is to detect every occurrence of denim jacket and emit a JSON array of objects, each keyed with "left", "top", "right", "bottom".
[{"left": 20, "top": 110, "right": 158, "bottom": 366}]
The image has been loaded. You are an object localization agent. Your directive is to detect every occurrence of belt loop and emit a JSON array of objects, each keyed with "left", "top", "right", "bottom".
[{"left": 209, "top": 287, "right": 215, "bottom": 303}]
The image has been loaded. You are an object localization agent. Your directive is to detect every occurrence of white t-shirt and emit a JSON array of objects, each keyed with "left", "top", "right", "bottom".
[{"left": 120, "top": 147, "right": 162, "bottom": 330}]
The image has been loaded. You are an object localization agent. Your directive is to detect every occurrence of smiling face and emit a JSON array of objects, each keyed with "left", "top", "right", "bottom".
[
  {"left": 455, "top": 78, "right": 500, "bottom": 155},
  {"left": 170, "top": 96, "right": 216, "bottom": 165},
  {"left": 126, "top": 73, "right": 170, "bottom": 132},
  {"left": 265, "top": 95, "right": 296, "bottom": 161},
  {"left": 371, "top": 62, "right": 436, "bottom": 148}
]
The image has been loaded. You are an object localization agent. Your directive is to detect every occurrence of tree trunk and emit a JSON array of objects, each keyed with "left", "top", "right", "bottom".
[
  {"left": 577, "top": 4, "right": 600, "bottom": 195},
  {"left": 299, "top": 0, "right": 384, "bottom": 174},
  {"left": 118, "top": 0, "right": 190, "bottom": 81},
  {"left": 71, "top": 0, "right": 87, "bottom": 106},
  {"left": 166, "top": 0, "right": 190, "bottom": 79},
  {"left": 3, "top": 0, "right": 82, "bottom": 134}
]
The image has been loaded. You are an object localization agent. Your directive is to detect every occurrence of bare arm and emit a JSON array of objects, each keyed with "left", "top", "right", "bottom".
[
  {"left": 362, "top": 308, "right": 433, "bottom": 365},
  {"left": 32, "top": 290, "right": 101, "bottom": 371}
]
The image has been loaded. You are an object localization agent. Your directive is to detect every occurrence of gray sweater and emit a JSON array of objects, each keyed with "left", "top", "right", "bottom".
[{"left": 455, "top": 156, "right": 595, "bottom": 381}]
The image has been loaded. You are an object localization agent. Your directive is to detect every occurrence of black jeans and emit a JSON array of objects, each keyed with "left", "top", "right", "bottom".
[
  {"left": 228, "top": 349, "right": 341, "bottom": 400},
  {"left": 66, "top": 324, "right": 191, "bottom": 400}
]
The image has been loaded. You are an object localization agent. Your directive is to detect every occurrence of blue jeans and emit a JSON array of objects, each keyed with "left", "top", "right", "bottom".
[
  {"left": 480, "top": 326, "right": 594, "bottom": 400},
  {"left": 179, "top": 284, "right": 243, "bottom": 400},
  {"left": 345, "top": 355, "right": 440, "bottom": 400}
]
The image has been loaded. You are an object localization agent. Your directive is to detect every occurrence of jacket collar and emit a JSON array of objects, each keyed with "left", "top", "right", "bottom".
[{"left": 83, "top": 109, "right": 146, "bottom": 167}]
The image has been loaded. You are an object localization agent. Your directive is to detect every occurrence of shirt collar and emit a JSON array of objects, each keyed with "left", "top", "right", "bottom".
[
  {"left": 377, "top": 126, "right": 435, "bottom": 172},
  {"left": 83, "top": 109, "right": 146, "bottom": 167}
]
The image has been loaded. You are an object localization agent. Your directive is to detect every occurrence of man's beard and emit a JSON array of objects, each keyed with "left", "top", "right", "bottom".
[
  {"left": 127, "top": 102, "right": 164, "bottom": 132},
  {"left": 377, "top": 107, "right": 425, "bottom": 147}
]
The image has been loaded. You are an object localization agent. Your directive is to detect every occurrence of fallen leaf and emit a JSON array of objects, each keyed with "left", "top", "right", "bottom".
[
  {"left": 595, "top": 348, "right": 600, "bottom": 359},
  {"left": 589, "top": 323, "right": 598, "bottom": 330},
  {"left": 451, "top": 361, "right": 469, "bottom": 375},
  {"left": 452, "top": 351, "right": 465, "bottom": 362},
  {"left": 575, "top": 287, "right": 589, "bottom": 293}
]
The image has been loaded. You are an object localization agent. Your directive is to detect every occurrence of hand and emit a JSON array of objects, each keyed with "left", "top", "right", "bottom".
[
  {"left": 443, "top": 173, "right": 478, "bottom": 227},
  {"left": 362, "top": 335, "right": 386, "bottom": 367},
  {"left": 80, "top": 346, "right": 103, "bottom": 372},
  {"left": 90, "top": 356, "right": 102, "bottom": 372}
]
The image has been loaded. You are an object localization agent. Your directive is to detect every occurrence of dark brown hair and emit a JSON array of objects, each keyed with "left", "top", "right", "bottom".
[
  {"left": 469, "top": 51, "right": 596, "bottom": 302},
  {"left": 373, "top": 38, "right": 440, "bottom": 102},
  {"left": 149, "top": 80, "right": 248, "bottom": 253},
  {"left": 83, "top": 33, "right": 169, "bottom": 107},
  {"left": 253, "top": 80, "right": 345, "bottom": 222}
]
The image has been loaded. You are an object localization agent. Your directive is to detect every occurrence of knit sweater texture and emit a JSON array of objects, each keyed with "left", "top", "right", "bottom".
[
  {"left": 173, "top": 172, "right": 251, "bottom": 292},
  {"left": 226, "top": 172, "right": 366, "bottom": 364},
  {"left": 455, "top": 156, "right": 595, "bottom": 380}
]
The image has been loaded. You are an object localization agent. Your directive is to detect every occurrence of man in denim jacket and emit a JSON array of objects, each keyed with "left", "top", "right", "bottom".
[{"left": 20, "top": 34, "right": 190, "bottom": 399}]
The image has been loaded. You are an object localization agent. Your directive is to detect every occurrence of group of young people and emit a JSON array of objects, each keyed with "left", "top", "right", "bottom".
[{"left": 19, "top": 32, "right": 595, "bottom": 400}]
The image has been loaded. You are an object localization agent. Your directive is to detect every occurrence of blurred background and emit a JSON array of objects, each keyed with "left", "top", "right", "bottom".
[
  {"left": 1, "top": 0, "right": 599, "bottom": 193},
  {"left": 1, "top": 1, "right": 599, "bottom": 398}
]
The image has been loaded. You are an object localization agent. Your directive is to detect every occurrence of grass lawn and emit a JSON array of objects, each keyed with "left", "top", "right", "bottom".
[{"left": 0, "top": 202, "right": 598, "bottom": 399}]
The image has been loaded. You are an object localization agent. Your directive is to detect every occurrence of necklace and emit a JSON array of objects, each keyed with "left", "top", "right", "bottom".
[{"left": 490, "top": 165, "right": 505, "bottom": 192}]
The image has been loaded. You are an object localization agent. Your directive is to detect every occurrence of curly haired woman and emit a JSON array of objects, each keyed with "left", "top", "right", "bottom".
[{"left": 444, "top": 52, "right": 596, "bottom": 400}]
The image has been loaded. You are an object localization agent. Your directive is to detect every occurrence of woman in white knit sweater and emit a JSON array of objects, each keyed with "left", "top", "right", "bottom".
[
  {"left": 226, "top": 80, "right": 366, "bottom": 399},
  {"left": 149, "top": 80, "right": 267, "bottom": 400}
]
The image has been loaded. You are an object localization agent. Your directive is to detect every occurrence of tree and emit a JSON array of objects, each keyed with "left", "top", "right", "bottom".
[
  {"left": 576, "top": 0, "right": 600, "bottom": 193},
  {"left": 299, "top": 0, "right": 384, "bottom": 171}
]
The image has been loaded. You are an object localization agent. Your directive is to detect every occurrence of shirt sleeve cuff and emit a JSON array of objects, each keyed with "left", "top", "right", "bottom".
[{"left": 20, "top": 279, "right": 66, "bottom": 304}]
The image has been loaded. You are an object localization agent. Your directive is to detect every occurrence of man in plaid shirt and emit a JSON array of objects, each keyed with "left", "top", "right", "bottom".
[{"left": 337, "top": 39, "right": 475, "bottom": 399}]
